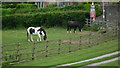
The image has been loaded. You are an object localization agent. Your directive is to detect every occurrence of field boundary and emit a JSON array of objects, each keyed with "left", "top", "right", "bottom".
[{"left": 56, "top": 51, "right": 120, "bottom": 67}]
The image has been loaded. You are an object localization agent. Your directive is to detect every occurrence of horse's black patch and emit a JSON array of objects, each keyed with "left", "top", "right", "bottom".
[
  {"left": 67, "top": 21, "right": 83, "bottom": 32},
  {"left": 29, "top": 28, "right": 35, "bottom": 34},
  {"left": 37, "top": 28, "right": 47, "bottom": 40}
]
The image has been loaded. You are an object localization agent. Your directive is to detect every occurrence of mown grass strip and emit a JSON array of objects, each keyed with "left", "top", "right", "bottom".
[
  {"left": 100, "top": 60, "right": 119, "bottom": 66},
  {"left": 70, "top": 53, "right": 120, "bottom": 66}
]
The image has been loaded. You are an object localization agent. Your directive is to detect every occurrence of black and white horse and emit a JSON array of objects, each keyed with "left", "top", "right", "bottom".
[
  {"left": 67, "top": 21, "right": 83, "bottom": 33},
  {"left": 27, "top": 27, "right": 47, "bottom": 42}
]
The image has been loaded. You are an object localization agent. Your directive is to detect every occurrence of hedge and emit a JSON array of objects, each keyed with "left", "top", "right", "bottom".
[
  {"left": 16, "top": 3, "right": 37, "bottom": 9},
  {"left": 2, "top": 10, "right": 89, "bottom": 29},
  {"left": 2, "top": 4, "right": 101, "bottom": 16}
]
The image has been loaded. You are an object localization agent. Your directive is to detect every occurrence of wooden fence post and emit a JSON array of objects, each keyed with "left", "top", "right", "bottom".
[
  {"left": 16, "top": 43, "right": 20, "bottom": 61},
  {"left": 58, "top": 39, "right": 61, "bottom": 54},
  {"left": 79, "top": 36, "right": 82, "bottom": 50},
  {"left": 32, "top": 42, "right": 35, "bottom": 60},
  {"left": 69, "top": 38, "right": 71, "bottom": 53},
  {"left": 45, "top": 41, "right": 48, "bottom": 57}
]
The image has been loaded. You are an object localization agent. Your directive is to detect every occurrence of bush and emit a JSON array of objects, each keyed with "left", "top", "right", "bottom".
[
  {"left": 2, "top": 10, "right": 89, "bottom": 29},
  {"left": 2, "top": 3, "right": 102, "bottom": 17},
  {"left": 2, "top": 3, "right": 17, "bottom": 8},
  {"left": 83, "top": 24, "right": 105, "bottom": 32},
  {"left": 1, "top": 8, "right": 17, "bottom": 16},
  {"left": 64, "top": 4, "right": 84, "bottom": 10},
  {"left": 16, "top": 3, "right": 37, "bottom": 9},
  {"left": 46, "top": 4, "right": 57, "bottom": 8},
  {"left": 2, "top": 9, "right": 12, "bottom": 15}
]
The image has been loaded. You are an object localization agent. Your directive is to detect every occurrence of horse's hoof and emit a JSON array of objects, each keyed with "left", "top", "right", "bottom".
[
  {"left": 37, "top": 39, "right": 39, "bottom": 42},
  {"left": 28, "top": 40, "right": 30, "bottom": 42}
]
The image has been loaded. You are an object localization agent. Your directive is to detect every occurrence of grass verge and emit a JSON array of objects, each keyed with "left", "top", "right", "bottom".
[{"left": 71, "top": 53, "right": 120, "bottom": 66}]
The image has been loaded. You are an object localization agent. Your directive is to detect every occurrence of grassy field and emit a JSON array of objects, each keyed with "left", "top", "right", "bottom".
[
  {"left": 2, "top": 27, "right": 88, "bottom": 45},
  {"left": 2, "top": 27, "right": 91, "bottom": 63},
  {"left": 2, "top": 27, "right": 118, "bottom": 66},
  {"left": 100, "top": 60, "right": 119, "bottom": 66}
]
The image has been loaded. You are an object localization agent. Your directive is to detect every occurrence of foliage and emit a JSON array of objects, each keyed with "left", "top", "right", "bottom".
[
  {"left": 1, "top": 8, "right": 13, "bottom": 16},
  {"left": 64, "top": 4, "right": 84, "bottom": 10},
  {"left": 16, "top": 3, "right": 37, "bottom": 9},
  {"left": 46, "top": 4, "right": 57, "bottom": 8},
  {"left": 2, "top": 10, "right": 89, "bottom": 29},
  {"left": 83, "top": 24, "right": 105, "bottom": 32},
  {"left": 2, "top": 3, "right": 101, "bottom": 16},
  {"left": 2, "top": 2, "right": 18, "bottom": 8},
  {"left": 2, "top": 3, "right": 102, "bottom": 29}
]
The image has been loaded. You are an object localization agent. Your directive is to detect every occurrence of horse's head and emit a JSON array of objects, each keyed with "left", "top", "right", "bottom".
[{"left": 39, "top": 28, "right": 47, "bottom": 40}]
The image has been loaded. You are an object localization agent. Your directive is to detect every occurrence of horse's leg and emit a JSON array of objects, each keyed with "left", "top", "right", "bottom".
[
  {"left": 30, "top": 35, "right": 33, "bottom": 42},
  {"left": 27, "top": 32, "right": 30, "bottom": 42},
  {"left": 67, "top": 25, "right": 69, "bottom": 33},
  {"left": 27, "top": 33, "right": 31, "bottom": 42},
  {"left": 79, "top": 26, "right": 82, "bottom": 32},
  {"left": 37, "top": 34, "right": 41, "bottom": 42},
  {"left": 74, "top": 27, "right": 77, "bottom": 33}
]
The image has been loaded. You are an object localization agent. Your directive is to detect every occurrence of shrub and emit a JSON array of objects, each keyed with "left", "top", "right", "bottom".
[
  {"left": 2, "top": 3, "right": 17, "bottom": 8},
  {"left": 2, "top": 10, "right": 89, "bottom": 29},
  {"left": 46, "top": 4, "right": 57, "bottom": 8},
  {"left": 83, "top": 24, "right": 105, "bottom": 32},
  {"left": 2, "top": 9, "right": 12, "bottom": 15},
  {"left": 2, "top": 3, "right": 102, "bottom": 17},
  {"left": 64, "top": 4, "right": 84, "bottom": 10},
  {"left": 16, "top": 3, "right": 37, "bottom": 9}
]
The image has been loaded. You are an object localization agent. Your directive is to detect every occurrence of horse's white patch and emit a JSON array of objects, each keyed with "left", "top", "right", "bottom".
[
  {"left": 41, "top": 31, "right": 45, "bottom": 36},
  {"left": 27, "top": 27, "right": 46, "bottom": 42},
  {"left": 75, "top": 31, "right": 76, "bottom": 33},
  {"left": 81, "top": 29, "right": 83, "bottom": 32}
]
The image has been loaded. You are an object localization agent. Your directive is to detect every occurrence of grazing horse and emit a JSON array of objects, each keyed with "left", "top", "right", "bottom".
[
  {"left": 27, "top": 27, "right": 47, "bottom": 42},
  {"left": 67, "top": 21, "right": 82, "bottom": 33}
]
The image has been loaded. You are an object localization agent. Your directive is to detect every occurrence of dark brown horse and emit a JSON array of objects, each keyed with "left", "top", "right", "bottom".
[{"left": 67, "top": 21, "right": 83, "bottom": 33}]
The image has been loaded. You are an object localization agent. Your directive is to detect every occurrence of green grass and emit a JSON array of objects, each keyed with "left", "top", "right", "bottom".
[
  {"left": 2, "top": 27, "right": 88, "bottom": 45},
  {"left": 2, "top": 28, "right": 118, "bottom": 66},
  {"left": 2, "top": 28, "right": 91, "bottom": 63},
  {"left": 100, "top": 60, "right": 119, "bottom": 66},
  {"left": 71, "top": 53, "right": 120, "bottom": 66},
  {"left": 14, "top": 39, "right": 118, "bottom": 66}
]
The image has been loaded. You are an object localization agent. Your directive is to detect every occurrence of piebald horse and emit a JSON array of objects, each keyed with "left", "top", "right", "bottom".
[
  {"left": 27, "top": 27, "right": 47, "bottom": 42},
  {"left": 67, "top": 21, "right": 83, "bottom": 33}
]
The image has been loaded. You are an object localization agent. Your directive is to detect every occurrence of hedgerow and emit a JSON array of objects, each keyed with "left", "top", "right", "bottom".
[
  {"left": 2, "top": 3, "right": 102, "bottom": 29},
  {"left": 2, "top": 4, "right": 101, "bottom": 16},
  {"left": 2, "top": 10, "right": 89, "bottom": 29}
]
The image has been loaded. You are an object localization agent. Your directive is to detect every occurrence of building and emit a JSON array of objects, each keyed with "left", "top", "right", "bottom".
[{"left": 35, "top": 2, "right": 83, "bottom": 8}]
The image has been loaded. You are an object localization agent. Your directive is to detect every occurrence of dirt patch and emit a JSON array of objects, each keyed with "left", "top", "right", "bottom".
[
  {"left": 63, "top": 39, "right": 90, "bottom": 44},
  {"left": 77, "top": 31, "right": 90, "bottom": 35}
]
